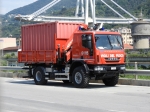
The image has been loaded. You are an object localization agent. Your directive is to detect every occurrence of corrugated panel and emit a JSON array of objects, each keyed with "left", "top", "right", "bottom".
[
  {"left": 56, "top": 22, "right": 81, "bottom": 39},
  {"left": 22, "top": 22, "right": 56, "bottom": 51},
  {"left": 47, "top": 22, "right": 56, "bottom": 50},
  {"left": 22, "top": 22, "right": 82, "bottom": 51}
]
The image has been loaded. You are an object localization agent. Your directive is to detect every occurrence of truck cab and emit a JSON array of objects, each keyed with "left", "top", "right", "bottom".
[{"left": 71, "top": 30, "right": 125, "bottom": 86}]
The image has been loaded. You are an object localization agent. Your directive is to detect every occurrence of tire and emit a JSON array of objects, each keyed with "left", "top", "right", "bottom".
[
  {"left": 102, "top": 74, "right": 119, "bottom": 86},
  {"left": 33, "top": 66, "right": 47, "bottom": 85},
  {"left": 62, "top": 80, "right": 71, "bottom": 84},
  {"left": 72, "top": 66, "right": 89, "bottom": 88}
]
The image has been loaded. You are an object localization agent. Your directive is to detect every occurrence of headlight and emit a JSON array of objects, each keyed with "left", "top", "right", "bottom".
[
  {"left": 94, "top": 66, "right": 104, "bottom": 71},
  {"left": 120, "top": 66, "right": 125, "bottom": 70}
]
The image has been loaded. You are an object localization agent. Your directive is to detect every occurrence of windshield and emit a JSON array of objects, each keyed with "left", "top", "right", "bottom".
[{"left": 95, "top": 34, "right": 123, "bottom": 50}]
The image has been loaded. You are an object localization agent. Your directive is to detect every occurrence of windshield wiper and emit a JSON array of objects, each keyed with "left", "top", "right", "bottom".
[
  {"left": 114, "top": 36, "right": 123, "bottom": 49},
  {"left": 107, "top": 35, "right": 113, "bottom": 50}
]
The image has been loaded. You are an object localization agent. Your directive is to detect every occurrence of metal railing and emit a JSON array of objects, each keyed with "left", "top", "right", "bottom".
[
  {"left": 0, "top": 66, "right": 25, "bottom": 71},
  {"left": 125, "top": 62, "right": 150, "bottom": 79},
  {"left": 125, "top": 69, "right": 150, "bottom": 79}
]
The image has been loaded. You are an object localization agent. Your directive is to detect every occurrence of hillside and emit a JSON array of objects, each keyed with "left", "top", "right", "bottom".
[
  {"left": 1, "top": 0, "right": 150, "bottom": 38},
  {"left": 6, "top": 0, "right": 76, "bottom": 15},
  {"left": 137, "top": 0, "right": 150, "bottom": 18},
  {"left": 6, "top": 0, "right": 148, "bottom": 17}
]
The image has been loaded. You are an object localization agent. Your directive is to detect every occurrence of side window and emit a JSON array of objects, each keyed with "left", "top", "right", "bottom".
[
  {"left": 81, "top": 35, "right": 92, "bottom": 48},
  {"left": 81, "top": 34, "right": 93, "bottom": 56},
  {"left": 82, "top": 35, "right": 87, "bottom": 48}
]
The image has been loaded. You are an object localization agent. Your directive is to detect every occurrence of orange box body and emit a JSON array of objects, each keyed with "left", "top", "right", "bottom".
[{"left": 18, "top": 21, "right": 85, "bottom": 64}]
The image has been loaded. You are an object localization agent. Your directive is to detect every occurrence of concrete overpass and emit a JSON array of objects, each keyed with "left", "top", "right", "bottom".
[
  {"left": 15, "top": 0, "right": 150, "bottom": 25},
  {"left": 27, "top": 16, "right": 150, "bottom": 24}
]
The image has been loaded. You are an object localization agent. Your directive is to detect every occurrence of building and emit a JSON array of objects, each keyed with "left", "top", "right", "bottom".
[
  {"left": 3, "top": 46, "right": 18, "bottom": 66},
  {"left": 0, "top": 38, "right": 16, "bottom": 49},
  {"left": 124, "top": 44, "right": 133, "bottom": 49},
  {"left": 0, "top": 37, "right": 23, "bottom": 66},
  {"left": 115, "top": 27, "right": 133, "bottom": 45},
  {"left": 0, "top": 38, "right": 17, "bottom": 56},
  {"left": 1, "top": 46, "right": 22, "bottom": 66},
  {"left": 3, "top": 46, "right": 19, "bottom": 56},
  {"left": 16, "top": 38, "right": 21, "bottom": 47}
]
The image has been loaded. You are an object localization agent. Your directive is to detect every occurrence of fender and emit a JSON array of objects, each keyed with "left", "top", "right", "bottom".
[
  {"left": 70, "top": 61, "right": 89, "bottom": 74},
  {"left": 83, "top": 63, "right": 90, "bottom": 74}
]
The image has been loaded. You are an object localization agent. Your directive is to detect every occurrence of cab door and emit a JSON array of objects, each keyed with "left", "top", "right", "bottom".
[{"left": 72, "top": 34, "right": 94, "bottom": 64}]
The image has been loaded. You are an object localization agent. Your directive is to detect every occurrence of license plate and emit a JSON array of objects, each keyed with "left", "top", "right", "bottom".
[{"left": 111, "top": 67, "right": 116, "bottom": 70}]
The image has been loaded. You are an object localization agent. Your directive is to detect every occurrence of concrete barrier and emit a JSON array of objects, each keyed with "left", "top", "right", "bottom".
[
  {"left": 90, "top": 79, "right": 150, "bottom": 86},
  {"left": 0, "top": 71, "right": 27, "bottom": 78},
  {"left": 118, "top": 78, "right": 150, "bottom": 86}
]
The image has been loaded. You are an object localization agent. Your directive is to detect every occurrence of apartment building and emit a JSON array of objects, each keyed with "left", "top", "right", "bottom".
[
  {"left": 0, "top": 38, "right": 16, "bottom": 49},
  {"left": 115, "top": 27, "right": 133, "bottom": 45}
]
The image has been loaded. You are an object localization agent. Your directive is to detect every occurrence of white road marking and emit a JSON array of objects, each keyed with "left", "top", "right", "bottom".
[{"left": 109, "top": 110, "right": 126, "bottom": 112}]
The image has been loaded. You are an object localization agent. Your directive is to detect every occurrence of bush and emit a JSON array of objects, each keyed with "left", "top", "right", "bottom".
[
  {"left": 4, "top": 53, "right": 11, "bottom": 59},
  {"left": 140, "top": 65, "right": 147, "bottom": 69},
  {"left": 0, "top": 60, "right": 7, "bottom": 66},
  {"left": 3, "top": 53, "right": 17, "bottom": 59}
]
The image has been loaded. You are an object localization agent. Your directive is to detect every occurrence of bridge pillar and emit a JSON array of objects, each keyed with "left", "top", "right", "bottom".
[
  {"left": 131, "top": 21, "right": 150, "bottom": 49},
  {"left": 85, "top": 0, "right": 89, "bottom": 24}
]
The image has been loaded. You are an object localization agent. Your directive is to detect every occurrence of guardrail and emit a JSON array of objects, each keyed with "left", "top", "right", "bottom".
[
  {"left": 0, "top": 66, "right": 26, "bottom": 71},
  {"left": 125, "top": 62, "right": 150, "bottom": 79},
  {"left": 125, "top": 69, "right": 150, "bottom": 79},
  {"left": 125, "top": 69, "right": 150, "bottom": 75}
]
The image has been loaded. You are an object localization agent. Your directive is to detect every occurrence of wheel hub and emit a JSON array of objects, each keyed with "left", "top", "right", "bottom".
[
  {"left": 75, "top": 72, "right": 82, "bottom": 84},
  {"left": 36, "top": 71, "right": 42, "bottom": 81}
]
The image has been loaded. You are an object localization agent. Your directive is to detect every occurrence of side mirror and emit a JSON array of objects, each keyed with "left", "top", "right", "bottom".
[
  {"left": 82, "top": 35, "right": 92, "bottom": 41},
  {"left": 86, "top": 35, "right": 92, "bottom": 49},
  {"left": 82, "top": 35, "right": 87, "bottom": 41}
]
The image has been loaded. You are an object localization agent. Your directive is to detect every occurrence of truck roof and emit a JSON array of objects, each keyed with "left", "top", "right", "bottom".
[
  {"left": 76, "top": 30, "right": 121, "bottom": 35},
  {"left": 21, "top": 21, "right": 86, "bottom": 27}
]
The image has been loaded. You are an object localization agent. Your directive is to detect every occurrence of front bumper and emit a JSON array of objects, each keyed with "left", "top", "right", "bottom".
[{"left": 93, "top": 64, "right": 125, "bottom": 74}]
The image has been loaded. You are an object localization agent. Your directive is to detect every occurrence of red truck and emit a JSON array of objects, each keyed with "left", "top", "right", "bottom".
[{"left": 18, "top": 21, "right": 125, "bottom": 88}]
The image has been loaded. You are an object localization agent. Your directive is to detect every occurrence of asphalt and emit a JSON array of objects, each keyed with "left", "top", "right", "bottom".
[{"left": 1, "top": 78, "right": 150, "bottom": 112}]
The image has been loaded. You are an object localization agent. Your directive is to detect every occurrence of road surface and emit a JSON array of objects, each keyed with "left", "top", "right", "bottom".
[{"left": 0, "top": 78, "right": 150, "bottom": 112}]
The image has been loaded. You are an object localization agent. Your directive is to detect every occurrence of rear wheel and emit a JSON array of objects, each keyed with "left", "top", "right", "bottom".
[
  {"left": 102, "top": 74, "right": 119, "bottom": 86},
  {"left": 33, "top": 67, "right": 47, "bottom": 85},
  {"left": 72, "top": 66, "right": 89, "bottom": 88}
]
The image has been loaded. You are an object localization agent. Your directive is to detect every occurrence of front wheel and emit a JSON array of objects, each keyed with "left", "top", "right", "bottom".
[
  {"left": 72, "top": 66, "right": 89, "bottom": 88},
  {"left": 102, "top": 74, "right": 119, "bottom": 86},
  {"left": 33, "top": 66, "right": 47, "bottom": 85}
]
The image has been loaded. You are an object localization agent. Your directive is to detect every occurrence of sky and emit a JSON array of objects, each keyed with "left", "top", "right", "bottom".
[{"left": 0, "top": 0, "right": 37, "bottom": 14}]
